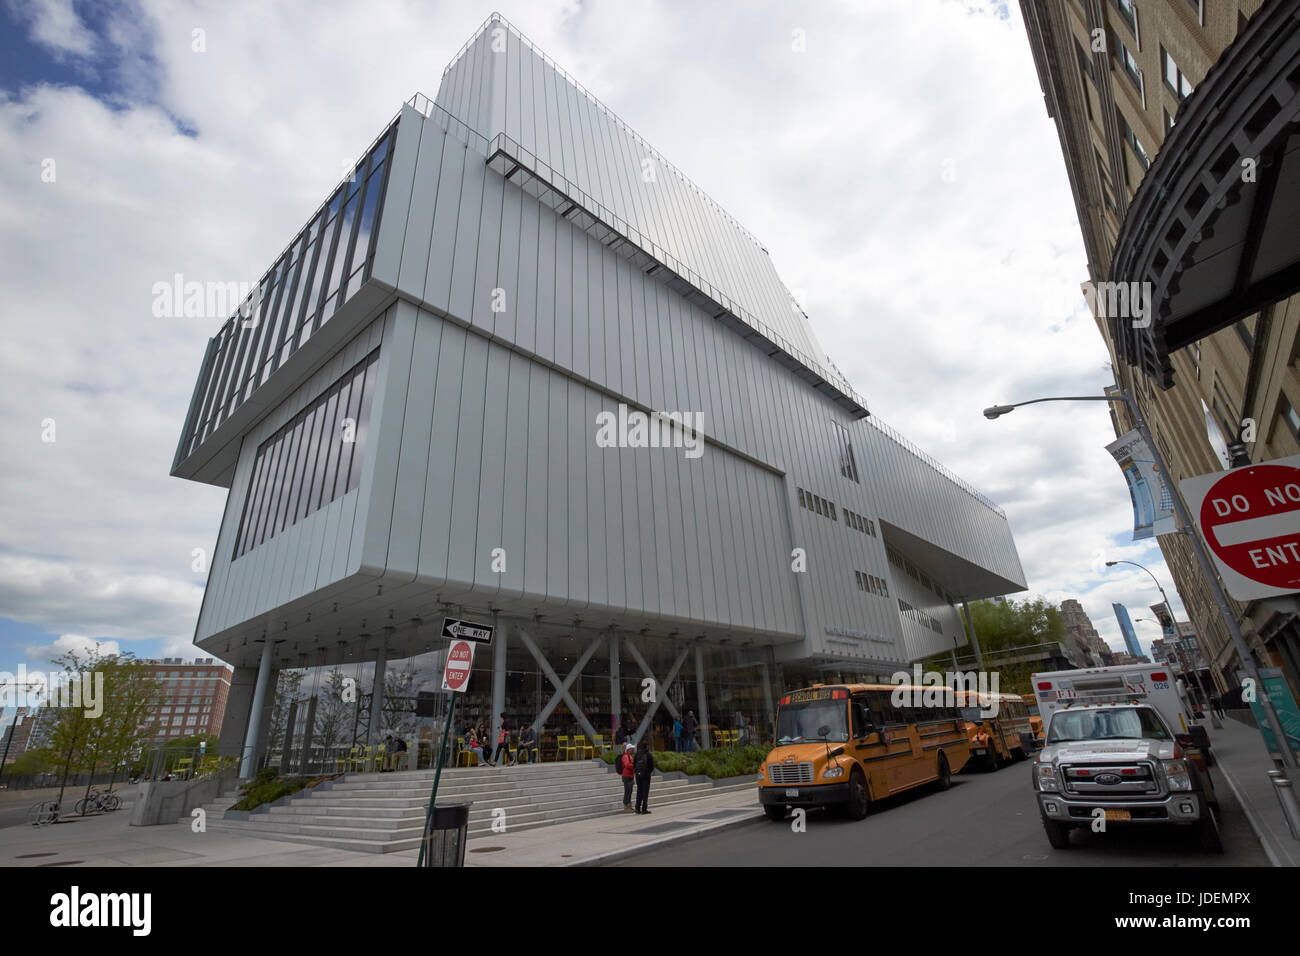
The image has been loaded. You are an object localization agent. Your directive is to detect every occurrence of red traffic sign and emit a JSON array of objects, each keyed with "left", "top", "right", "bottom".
[
  {"left": 442, "top": 639, "right": 476, "bottom": 693},
  {"left": 1181, "top": 454, "right": 1300, "bottom": 600}
]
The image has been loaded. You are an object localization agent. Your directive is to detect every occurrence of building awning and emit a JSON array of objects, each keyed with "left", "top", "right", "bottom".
[{"left": 1109, "top": 2, "right": 1300, "bottom": 388}]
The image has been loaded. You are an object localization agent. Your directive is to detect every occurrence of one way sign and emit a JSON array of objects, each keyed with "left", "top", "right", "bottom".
[{"left": 441, "top": 617, "right": 494, "bottom": 644}]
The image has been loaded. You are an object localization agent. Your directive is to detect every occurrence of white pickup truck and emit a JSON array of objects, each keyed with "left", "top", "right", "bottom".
[
  {"left": 1031, "top": 663, "right": 1214, "bottom": 766},
  {"left": 1032, "top": 701, "right": 1222, "bottom": 852}
]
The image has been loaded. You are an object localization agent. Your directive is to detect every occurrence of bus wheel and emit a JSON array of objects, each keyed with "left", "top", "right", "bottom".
[
  {"left": 845, "top": 769, "right": 870, "bottom": 820},
  {"left": 1011, "top": 747, "right": 1027, "bottom": 762},
  {"left": 985, "top": 748, "right": 999, "bottom": 772},
  {"left": 764, "top": 805, "right": 787, "bottom": 822},
  {"left": 935, "top": 753, "right": 952, "bottom": 790}
]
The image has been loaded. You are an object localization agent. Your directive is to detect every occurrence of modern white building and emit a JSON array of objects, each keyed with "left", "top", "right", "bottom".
[{"left": 173, "top": 15, "right": 1026, "bottom": 773}]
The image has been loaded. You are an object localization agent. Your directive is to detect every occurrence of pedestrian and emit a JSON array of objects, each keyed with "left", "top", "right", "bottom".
[
  {"left": 468, "top": 728, "right": 491, "bottom": 767},
  {"left": 683, "top": 710, "right": 698, "bottom": 752},
  {"left": 493, "top": 712, "right": 513, "bottom": 766},
  {"left": 518, "top": 723, "right": 537, "bottom": 764},
  {"left": 618, "top": 743, "right": 636, "bottom": 811},
  {"left": 391, "top": 735, "right": 408, "bottom": 771},
  {"left": 634, "top": 736, "right": 655, "bottom": 814},
  {"left": 672, "top": 714, "right": 683, "bottom": 753},
  {"left": 1211, "top": 695, "right": 1224, "bottom": 719},
  {"left": 382, "top": 734, "right": 396, "bottom": 771}
]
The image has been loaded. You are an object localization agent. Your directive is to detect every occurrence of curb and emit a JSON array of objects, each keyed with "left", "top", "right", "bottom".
[
  {"left": 565, "top": 807, "right": 764, "bottom": 866},
  {"left": 1212, "top": 752, "right": 1282, "bottom": 868}
]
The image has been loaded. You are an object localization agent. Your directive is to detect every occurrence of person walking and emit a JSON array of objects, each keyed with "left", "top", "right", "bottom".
[
  {"left": 618, "top": 743, "right": 636, "bottom": 811},
  {"left": 672, "top": 714, "right": 683, "bottom": 753},
  {"left": 1210, "top": 695, "right": 1225, "bottom": 720},
  {"left": 493, "top": 712, "right": 513, "bottom": 766},
  {"left": 633, "top": 736, "right": 655, "bottom": 814},
  {"left": 683, "top": 710, "right": 698, "bottom": 752}
]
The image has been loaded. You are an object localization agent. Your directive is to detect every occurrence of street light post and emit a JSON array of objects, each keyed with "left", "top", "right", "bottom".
[
  {"left": 1110, "top": 559, "right": 1222, "bottom": 729},
  {"left": 984, "top": 389, "right": 1299, "bottom": 794}
]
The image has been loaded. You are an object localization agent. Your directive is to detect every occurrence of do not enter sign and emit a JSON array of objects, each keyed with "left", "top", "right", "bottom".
[
  {"left": 1181, "top": 454, "right": 1300, "bottom": 600},
  {"left": 442, "top": 639, "right": 476, "bottom": 692}
]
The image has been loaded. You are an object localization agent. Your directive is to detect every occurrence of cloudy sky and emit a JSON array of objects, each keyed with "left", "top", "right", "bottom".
[{"left": 0, "top": 0, "right": 1186, "bottom": 698}]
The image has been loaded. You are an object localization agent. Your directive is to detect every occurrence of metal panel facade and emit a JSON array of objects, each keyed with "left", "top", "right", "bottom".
[{"left": 183, "top": 16, "right": 1025, "bottom": 673}]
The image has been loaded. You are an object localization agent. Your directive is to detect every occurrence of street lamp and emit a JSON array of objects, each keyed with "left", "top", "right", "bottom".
[
  {"left": 1106, "top": 558, "right": 1220, "bottom": 727},
  {"left": 983, "top": 389, "right": 1298, "bottom": 786}
]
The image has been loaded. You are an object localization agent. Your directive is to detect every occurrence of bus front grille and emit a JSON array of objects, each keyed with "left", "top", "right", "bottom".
[{"left": 768, "top": 762, "right": 814, "bottom": 785}]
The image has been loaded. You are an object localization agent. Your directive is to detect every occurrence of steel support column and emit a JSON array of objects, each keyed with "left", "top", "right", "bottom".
[
  {"left": 632, "top": 645, "right": 691, "bottom": 744},
  {"left": 367, "top": 637, "right": 388, "bottom": 749},
  {"left": 240, "top": 639, "right": 275, "bottom": 778},
  {"left": 516, "top": 626, "right": 604, "bottom": 744},
  {"left": 695, "top": 644, "right": 711, "bottom": 750},
  {"left": 609, "top": 628, "right": 620, "bottom": 742},
  {"left": 491, "top": 615, "right": 506, "bottom": 757}
]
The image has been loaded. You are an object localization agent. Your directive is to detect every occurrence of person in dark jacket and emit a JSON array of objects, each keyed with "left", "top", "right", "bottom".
[
  {"left": 633, "top": 737, "right": 656, "bottom": 814},
  {"left": 618, "top": 743, "right": 636, "bottom": 811}
]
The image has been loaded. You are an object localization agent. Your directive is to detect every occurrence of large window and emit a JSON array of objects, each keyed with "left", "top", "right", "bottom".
[
  {"left": 232, "top": 349, "right": 380, "bottom": 559},
  {"left": 1110, "top": 30, "right": 1144, "bottom": 103},
  {"left": 1162, "top": 46, "right": 1194, "bottom": 101},
  {"left": 180, "top": 121, "right": 395, "bottom": 462},
  {"left": 832, "top": 421, "right": 860, "bottom": 483}
]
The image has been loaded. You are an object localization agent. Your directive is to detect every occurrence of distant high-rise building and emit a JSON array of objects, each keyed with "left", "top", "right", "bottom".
[{"left": 1113, "top": 603, "right": 1143, "bottom": 659}]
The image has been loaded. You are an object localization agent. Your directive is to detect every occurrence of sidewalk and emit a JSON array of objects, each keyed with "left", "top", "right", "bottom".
[
  {"left": 1209, "top": 713, "right": 1299, "bottom": 867},
  {"left": 0, "top": 779, "right": 761, "bottom": 867}
]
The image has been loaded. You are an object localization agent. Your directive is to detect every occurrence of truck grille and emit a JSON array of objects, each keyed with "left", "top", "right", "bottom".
[
  {"left": 1061, "top": 762, "right": 1159, "bottom": 797},
  {"left": 768, "top": 762, "right": 814, "bottom": 785}
]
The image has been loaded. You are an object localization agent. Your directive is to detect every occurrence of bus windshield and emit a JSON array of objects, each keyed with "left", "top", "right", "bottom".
[
  {"left": 1047, "top": 707, "right": 1171, "bottom": 743},
  {"left": 776, "top": 700, "right": 848, "bottom": 744}
]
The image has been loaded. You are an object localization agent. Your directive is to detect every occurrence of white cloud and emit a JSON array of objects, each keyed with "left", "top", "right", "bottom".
[
  {"left": 0, "top": 0, "right": 1197, "bottom": 660},
  {"left": 7, "top": 0, "right": 97, "bottom": 58}
]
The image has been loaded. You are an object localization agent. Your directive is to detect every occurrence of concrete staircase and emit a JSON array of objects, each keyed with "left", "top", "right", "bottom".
[{"left": 196, "top": 761, "right": 753, "bottom": 853}]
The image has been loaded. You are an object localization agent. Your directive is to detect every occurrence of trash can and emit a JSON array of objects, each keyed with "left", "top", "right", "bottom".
[{"left": 420, "top": 803, "right": 472, "bottom": 867}]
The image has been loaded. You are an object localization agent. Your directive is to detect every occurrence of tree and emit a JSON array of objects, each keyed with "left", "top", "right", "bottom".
[
  {"left": 313, "top": 667, "right": 352, "bottom": 753},
  {"left": 44, "top": 645, "right": 163, "bottom": 804},
  {"left": 926, "top": 598, "right": 1067, "bottom": 695},
  {"left": 267, "top": 669, "right": 306, "bottom": 758},
  {"left": 382, "top": 661, "right": 418, "bottom": 740}
]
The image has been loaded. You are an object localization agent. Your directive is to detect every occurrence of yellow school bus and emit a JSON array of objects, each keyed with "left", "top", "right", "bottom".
[
  {"left": 758, "top": 684, "right": 973, "bottom": 821},
  {"left": 957, "top": 691, "right": 1034, "bottom": 770},
  {"left": 1023, "top": 693, "right": 1045, "bottom": 748}
]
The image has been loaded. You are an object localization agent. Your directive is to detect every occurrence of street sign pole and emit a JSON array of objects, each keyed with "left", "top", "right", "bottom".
[
  {"left": 1121, "top": 388, "right": 1299, "bottom": 782},
  {"left": 416, "top": 690, "right": 457, "bottom": 868}
]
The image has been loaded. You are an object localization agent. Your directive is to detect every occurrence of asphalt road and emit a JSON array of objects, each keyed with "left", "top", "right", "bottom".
[{"left": 614, "top": 760, "right": 1270, "bottom": 866}]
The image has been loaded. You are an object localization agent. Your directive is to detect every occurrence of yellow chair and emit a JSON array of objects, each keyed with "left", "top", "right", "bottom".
[
  {"left": 590, "top": 734, "right": 606, "bottom": 755},
  {"left": 336, "top": 747, "right": 359, "bottom": 772},
  {"left": 577, "top": 735, "right": 595, "bottom": 759},
  {"left": 455, "top": 737, "right": 474, "bottom": 767},
  {"left": 172, "top": 757, "right": 193, "bottom": 780},
  {"left": 556, "top": 735, "right": 570, "bottom": 761},
  {"left": 372, "top": 745, "right": 387, "bottom": 771}
]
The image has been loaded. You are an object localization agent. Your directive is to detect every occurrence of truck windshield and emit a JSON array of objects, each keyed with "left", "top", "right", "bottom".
[
  {"left": 776, "top": 700, "right": 848, "bottom": 744},
  {"left": 1047, "top": 707, "right": 1170, "bottom": 743}
]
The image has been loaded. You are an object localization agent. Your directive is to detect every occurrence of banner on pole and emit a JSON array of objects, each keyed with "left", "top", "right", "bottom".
[{"left": 1107, "top": 428, "right": 1177, "bottom": 540}]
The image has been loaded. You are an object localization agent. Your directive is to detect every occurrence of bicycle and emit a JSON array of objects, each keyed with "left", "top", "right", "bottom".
[
  {"left": 27, "top": 800, "right": 60, "bottom": 827},
  {"left": 74, "top": 789, "right": 122, "bottom": 814}
]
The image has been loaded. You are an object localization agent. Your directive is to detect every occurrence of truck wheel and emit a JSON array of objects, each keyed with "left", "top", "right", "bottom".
[
  {"left": 935, "top": 753, "right": 952, "bottom": 790},
  {"left": 1195, "top": 805, "right": 1224, "bottom": 853},
  {"left": 845, "top": 769, "right": 870, "bottom": 820},
  {"left": 764, "top": 805, "right": 787, "bottom": 822},
  {"left": 1042, "top": 817, "right": 1071, "bottom": 849}
]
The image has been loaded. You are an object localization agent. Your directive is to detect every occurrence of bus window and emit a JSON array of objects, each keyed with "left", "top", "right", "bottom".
[
  {"left": 850, "top": 698, "right": 871, "bottom": 738},
  {"left": 776, "top": 698, "right": 849, "bottom": 744}
]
